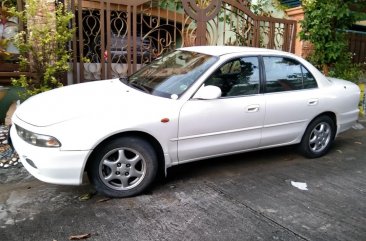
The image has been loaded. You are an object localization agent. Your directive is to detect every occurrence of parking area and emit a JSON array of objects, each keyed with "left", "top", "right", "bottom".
[{"left": 0, "top": 121, "right": 365, "bottom": 241}]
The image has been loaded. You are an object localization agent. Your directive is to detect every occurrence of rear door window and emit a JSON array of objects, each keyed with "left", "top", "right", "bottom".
[{"left": 263, "top": 57, "right": 317, "bottom": 93}]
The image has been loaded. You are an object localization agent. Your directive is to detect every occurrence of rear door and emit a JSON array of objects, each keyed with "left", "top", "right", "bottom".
[{"left": 260, "top": 56, "right": 320, "bottom": 147}]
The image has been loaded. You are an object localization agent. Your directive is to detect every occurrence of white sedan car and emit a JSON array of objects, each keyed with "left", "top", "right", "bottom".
[{"left": 10, "top": 46, "right": 360, "bottom": 197}]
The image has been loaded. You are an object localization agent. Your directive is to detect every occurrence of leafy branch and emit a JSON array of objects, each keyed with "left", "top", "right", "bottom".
[
  {"left": 300, "top": 0, "right": 365, "bottom": 81},
  {"left": 10, "top": 0, "right": 74, "bottom": 98}
]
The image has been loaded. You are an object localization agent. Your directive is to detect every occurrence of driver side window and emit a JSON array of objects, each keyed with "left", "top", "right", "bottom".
[{"left": 205, "top": 57, "right": 260, "bottom": 97}]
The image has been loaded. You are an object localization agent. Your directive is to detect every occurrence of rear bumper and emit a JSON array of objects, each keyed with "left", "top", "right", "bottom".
[
  {"left": 336, "top": 109, "right": 360, "bottom": 135},
  {"left": 10, "top": 126, "right": 89, "bottom": 185}
]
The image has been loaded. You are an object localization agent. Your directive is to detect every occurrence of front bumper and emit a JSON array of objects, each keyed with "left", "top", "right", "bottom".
[{"left": 10, "top": 126, "right": 89, "bottom": 185}]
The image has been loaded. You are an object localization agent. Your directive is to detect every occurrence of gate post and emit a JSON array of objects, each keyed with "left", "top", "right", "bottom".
[
  {"left": 285, "top": 6, "right": 305, "bottom": 56},
  {"left": 182, "top": 0, "right": 222, "bottom": 45}
]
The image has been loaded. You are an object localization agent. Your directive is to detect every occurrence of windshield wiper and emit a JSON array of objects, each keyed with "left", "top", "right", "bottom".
[
  {"left": 129, "top": 82, "right": 150, "bottom": 93},
  {"left": 120, "top": 76, "right": 150, "bottom": 93},
  {"left": 119, "top": 76, "right": 128, "bottom": 84}
]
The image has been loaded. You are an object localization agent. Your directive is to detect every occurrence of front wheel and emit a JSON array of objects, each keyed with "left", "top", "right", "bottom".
[
  {"left": 88, "top": 137, "right": 158, "bottom": 198},
  {"left": 299, "top": 115, "right": 336, "bottom": 158}
]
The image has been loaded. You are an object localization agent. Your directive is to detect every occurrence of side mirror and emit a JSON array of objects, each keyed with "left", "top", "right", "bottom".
[{"left": 193, "top": 85, "right": 222, "bottom": 100}]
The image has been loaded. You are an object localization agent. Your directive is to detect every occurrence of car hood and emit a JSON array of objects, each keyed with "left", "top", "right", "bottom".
[{"left": 15, "top": 79, "right": 167, "bottom": 127}]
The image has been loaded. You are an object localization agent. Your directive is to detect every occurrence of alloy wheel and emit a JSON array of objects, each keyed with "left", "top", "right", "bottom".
[{"left": 99, "top": 147, "right": 146, "bottom": 190}]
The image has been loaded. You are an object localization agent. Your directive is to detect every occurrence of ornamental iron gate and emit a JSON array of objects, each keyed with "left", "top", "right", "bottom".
[{"left": 69, "top": 0, "right": 297, "bottom": 83}]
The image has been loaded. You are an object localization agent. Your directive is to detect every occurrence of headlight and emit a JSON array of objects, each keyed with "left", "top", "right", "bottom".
[{"left": 15, "top": 125, "right": 61, "bottom": 148}]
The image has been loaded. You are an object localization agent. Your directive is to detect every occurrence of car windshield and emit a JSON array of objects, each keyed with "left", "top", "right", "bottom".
[{"left": 124, "top": 50, "right": 217, "bottom": 99}]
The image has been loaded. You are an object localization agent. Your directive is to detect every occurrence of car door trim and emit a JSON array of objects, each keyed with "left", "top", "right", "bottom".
[
  {"left": 263, "top": 119, "right": 307, "bottom": 129},
  {"left": 171, "top": 125, "right": 262, "bottom": 141}
]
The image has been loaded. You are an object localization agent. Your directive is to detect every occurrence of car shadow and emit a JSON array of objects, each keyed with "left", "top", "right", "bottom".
[{"left": 161, "top": 145, "right": 301, "bottom": 185}]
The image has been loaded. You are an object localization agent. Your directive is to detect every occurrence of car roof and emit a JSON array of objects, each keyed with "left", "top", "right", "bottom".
[{"left": 179, "top": 45, "right": 288, "bottom": 57}]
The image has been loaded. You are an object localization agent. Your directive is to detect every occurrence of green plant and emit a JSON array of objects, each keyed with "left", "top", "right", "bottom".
[
  {"left": 10, "top": 0, "right": 74, "bottom": 99},
  {"left": 249, "top": 0, "right": 286, "bottom": 17},
  {"left": 2, "top": 0, "right": 17, "bottom": 8},
  {"left": 0, "top": 38, "right": 11, "bottom": 60},
  {"left": 328, "top": 53, "right": 365, "bottom": 83},
  {"left": 159, "top": 0, "right": 183, "bottom": 9},
  {"left": 250, "top": 0, "right": 272, "bottom": 16},
  {"left": 300, "top": 0, "right": 364, "bottom": 77}
]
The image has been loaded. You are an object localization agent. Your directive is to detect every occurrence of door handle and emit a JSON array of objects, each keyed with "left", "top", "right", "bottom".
[
  {"left": 308, "top": 98, "right": 319, "bottom": 106},
  {"left": 247, "top": 105, "right": 260, "bottom": 112}
]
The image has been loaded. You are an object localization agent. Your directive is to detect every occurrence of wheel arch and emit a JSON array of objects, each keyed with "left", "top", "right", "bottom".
[
  {"left": 84, "top": 131, "right": 166, "bottom": 178},
  {"left": 301, "top": 111, "right": 337, "bottom": 141},
  {"left": 312, "top": 111, "right": 337, "bottom": 132},
  {"left": 298, "top": 111, "right": 337, "bottom": 158}
]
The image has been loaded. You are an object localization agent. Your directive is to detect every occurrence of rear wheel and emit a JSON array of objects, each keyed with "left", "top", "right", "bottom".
[
  {"left": 88, "top": 137, "right": 158, "bottom": 198},
  {"left": 299, "top": 115, "right": 335, "bottom": 158}
]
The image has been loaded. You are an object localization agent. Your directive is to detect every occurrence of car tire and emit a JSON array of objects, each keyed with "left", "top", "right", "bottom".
[
  {"left": 88, "top": 137, "right": 158, "bottom": 198},
  {"left": 299, "top": 115, "right": 336, "bottom": 158}
]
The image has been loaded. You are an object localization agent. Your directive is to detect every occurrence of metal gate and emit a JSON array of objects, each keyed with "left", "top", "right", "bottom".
[
  {"left": 347, "top": 31, "right": 366, "bottom": 64},
  {"left": 69, "top": 0, "right": 297, "bottom": 83}
]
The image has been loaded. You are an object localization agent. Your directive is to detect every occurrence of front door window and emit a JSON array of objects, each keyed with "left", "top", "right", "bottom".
[{"left": 205, "top": 57, "right": 260, "bottom": 97}]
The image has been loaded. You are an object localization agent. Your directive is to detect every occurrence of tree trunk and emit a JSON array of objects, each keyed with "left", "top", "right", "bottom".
[{"left": 322, "top": 64, "right": 329, "bottom": 76}]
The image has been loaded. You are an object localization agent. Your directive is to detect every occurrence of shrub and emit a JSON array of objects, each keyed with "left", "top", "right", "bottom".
[
  {"left": 299, "top": 0, "right": 364, "bottom": 80},
  {"left": 10, "top": 0, "right": 74, "bottom": 98}
]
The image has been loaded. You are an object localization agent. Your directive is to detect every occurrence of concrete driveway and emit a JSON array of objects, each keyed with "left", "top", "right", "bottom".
[{"left": 1, "top": 121, "right": 365, "bottom": 241}]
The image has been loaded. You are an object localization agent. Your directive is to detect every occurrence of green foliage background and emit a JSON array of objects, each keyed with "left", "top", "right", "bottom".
[
  {"left": 10, "top": 0, "right": 74, "bottom": 99},
  {"left": 300, "top": 0, "right": 365, "bottom": 82}
]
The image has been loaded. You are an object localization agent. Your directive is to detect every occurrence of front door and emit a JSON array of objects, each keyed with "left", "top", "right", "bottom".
[{"left": 177, "top": 56, "right": 265, "bottom": 162}]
